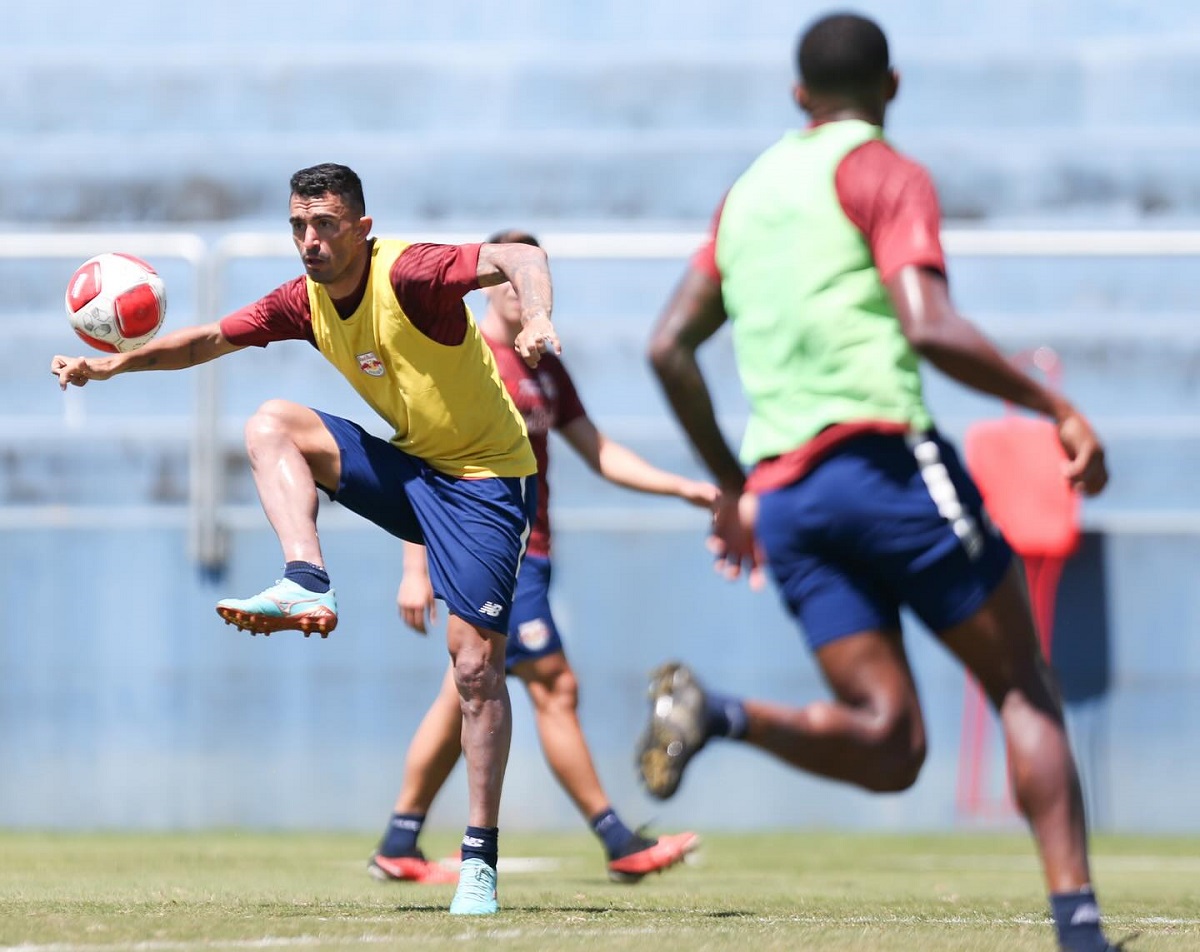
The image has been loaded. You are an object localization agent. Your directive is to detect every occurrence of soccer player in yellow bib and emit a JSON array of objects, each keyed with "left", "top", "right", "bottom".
[
  {"left": 369, "top": 230, "right": 709, "bottom": 887},
  {"left": 51, "top": 163, "right": 560, "bottom": 915}
]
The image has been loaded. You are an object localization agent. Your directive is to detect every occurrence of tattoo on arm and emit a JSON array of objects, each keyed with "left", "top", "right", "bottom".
[{"left": 506, "top": 258, "right": 553, "bottom": 324}]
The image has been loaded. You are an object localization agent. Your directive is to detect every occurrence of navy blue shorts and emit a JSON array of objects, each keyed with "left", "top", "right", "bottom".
[
  {"left": 755, "top": 431, "right": 1012, "bottom": 651},
  {"left": 504, "top": 555, "right": 564, "bottom": 670},
  {"left": 314, "top": 411, "right": 536, "bottom": 634}
]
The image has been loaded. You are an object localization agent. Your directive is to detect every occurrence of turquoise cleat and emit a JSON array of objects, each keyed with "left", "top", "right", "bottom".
[
  {"left": 215, "top": 578, "right": 337, "bottom": 638},
  {"left": 449, "top": 858, "right": 499, "bottom": 915}
]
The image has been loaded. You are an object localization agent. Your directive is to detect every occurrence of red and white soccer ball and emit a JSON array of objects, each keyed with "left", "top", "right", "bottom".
[{"left": 64, "top": 252, "right": 167, "bottom": 353}]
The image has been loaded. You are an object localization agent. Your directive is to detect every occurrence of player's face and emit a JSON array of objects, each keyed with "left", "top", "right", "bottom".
[
  {"left": 289, "top": 192, "right": 369, "bottom": 287},
  {"left": 484, "top": 281, "right": 522, "bottom": 328}
]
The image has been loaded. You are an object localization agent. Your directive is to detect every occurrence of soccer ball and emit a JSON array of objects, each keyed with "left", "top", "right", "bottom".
[{"left": 64, "top": 252, "right": 167, "bottom": 353}]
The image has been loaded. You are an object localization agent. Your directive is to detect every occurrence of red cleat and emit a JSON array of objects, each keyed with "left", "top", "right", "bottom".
[
  {"left": 607, "top": 831, "right": 700, "bottom": 883},
  {"left": 368, "top": 852, "right": 458, "bottom": 885}
]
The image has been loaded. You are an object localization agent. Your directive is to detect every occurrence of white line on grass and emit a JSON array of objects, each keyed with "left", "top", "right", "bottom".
[
  {"left": 495, "top": 856, "right": 561, "bottom": 873},
  {"left": 1, "top": 941, "right": 393, "bottom": 952},
  {"left": 4, "top": 914, "right": 1198, "bottom": 952},
  {"left": 899, "top": 854, "right": 1200, "bottom": 874}
]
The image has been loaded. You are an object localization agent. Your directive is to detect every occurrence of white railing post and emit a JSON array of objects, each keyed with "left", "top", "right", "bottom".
[{"left": 190, "top": 245, "right": 227, "bottom": 574}]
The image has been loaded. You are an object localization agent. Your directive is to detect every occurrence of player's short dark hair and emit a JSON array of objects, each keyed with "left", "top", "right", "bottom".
[
  {"left": 796, "top": 12, "right": 890, "bottom": 97},
  {"left": 486, "top": 228, "right": 540, "bottom": 248},
  {"left": 289, "top": 163, "right": 366, "bottom": 217}
]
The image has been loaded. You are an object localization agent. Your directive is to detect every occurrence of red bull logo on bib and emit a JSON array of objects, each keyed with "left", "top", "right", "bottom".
[{"left": 357, "top": 351, "right": 384, "bottom": 377}]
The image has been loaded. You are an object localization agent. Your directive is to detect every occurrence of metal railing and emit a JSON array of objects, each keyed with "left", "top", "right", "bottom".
[{"left": 7, "top": 228, "right": 1200, "bottom": 570}]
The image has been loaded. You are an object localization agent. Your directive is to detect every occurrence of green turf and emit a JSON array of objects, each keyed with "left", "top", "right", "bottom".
[{"left": 0, "top": 830, "right": 1195, "bottom": 950}]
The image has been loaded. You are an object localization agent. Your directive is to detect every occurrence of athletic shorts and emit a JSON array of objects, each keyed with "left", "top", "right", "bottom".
[
  {"left": 755, "top": 430, "right": 1013, "bottom": 651},
  {"left": 314, "top": 410, "right": 537, "bottom": 634},
  {"left": 504, "top": 554, "right": 564, "bottom": 671}
]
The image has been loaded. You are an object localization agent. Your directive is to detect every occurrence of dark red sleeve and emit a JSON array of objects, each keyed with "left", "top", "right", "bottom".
[
  {"left": 390, "top": 242, "right": 483, "bottom": 345},
  {"left": 545, "top": 356, "right": 587, "bottom": 430},
  {"left": 219, "top": 276, "right": 315, "bottom": 347},
  {"left": 689, "top": 195, "right": 727, "bottom": 282},
  {"left": 835, "top": 140, "right": 947, "bottom": 283}
]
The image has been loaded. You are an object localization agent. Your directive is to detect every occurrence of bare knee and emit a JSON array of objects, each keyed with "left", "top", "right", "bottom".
[
  {"left": 244, "top": 400, "right": 298, "bottom": 452},
  {"left": 452, "top": 647, "right": 506, "bottom": 716},
  {"left": 524, "top": 664, "right": 579, "bottom": 718},
  {"left": 859, "top": 707, "right": 927, "bottom": 793}
]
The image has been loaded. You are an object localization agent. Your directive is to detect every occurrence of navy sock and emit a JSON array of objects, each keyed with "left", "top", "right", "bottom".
[
  {"left": 284, "top": 561, "right": 330, "bottom": 594},
  {"left": 704, "top": 690, "right": 748, "bottom": 740},
  {"left": 461, "top": 825, "right": 499, "bottom": 870},
  {"left": 590, "top": 807, "right": 643, "bottom": 860},
  {"left": 378, "top": 812, "right": 425, "bottom": 858},
  {"left": 1050, "top": 886, "right": 1110, "bottom": 952}
]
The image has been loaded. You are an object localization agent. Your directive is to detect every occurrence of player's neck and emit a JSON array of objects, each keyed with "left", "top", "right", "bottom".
[{"left": 807, "top": 104, "right": 885, "bottom": 128}]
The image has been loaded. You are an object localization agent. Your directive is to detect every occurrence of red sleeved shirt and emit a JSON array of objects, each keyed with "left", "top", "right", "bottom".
[
  {"left": 219, "top": 241, "right": 483, "bottom": 347},
  {"left": 487, "top": 339, "right": 587, "bottom": 558},
  {"left": 691, "top": 138, "right": 946, "bottom": 283},
  {"left": 690, "top": 138, "right": 948, "bottom": 494}
]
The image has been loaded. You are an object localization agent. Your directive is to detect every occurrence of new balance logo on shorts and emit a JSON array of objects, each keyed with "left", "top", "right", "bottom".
[{"left": 478, "top": 602, "right": 503, "bottom": 618}]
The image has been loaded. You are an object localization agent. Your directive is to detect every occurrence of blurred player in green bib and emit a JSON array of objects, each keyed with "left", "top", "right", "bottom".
[{"left": 638, "top": 14, "right": 1117, "bottom": 952}]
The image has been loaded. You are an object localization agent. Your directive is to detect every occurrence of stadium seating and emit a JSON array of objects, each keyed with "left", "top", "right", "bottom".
[{"left": 4, "top": 0, "right": 1200, "bottom": 833}]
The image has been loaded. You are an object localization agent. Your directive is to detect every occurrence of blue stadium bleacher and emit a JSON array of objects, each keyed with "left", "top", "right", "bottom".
[{"left": 3, "top": 0, "right": 1200, "bottom": 833}]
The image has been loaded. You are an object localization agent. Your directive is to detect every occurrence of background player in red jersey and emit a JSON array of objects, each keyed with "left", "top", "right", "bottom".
[
  {"left": 52, "top": 165, "right": 560, "bottom": 915},
  {"left": 369, "top": 230, "right": 712, "bottom": 885},
  {"left": 637, "top": 14, "right": 1118, "bottom": 952}
]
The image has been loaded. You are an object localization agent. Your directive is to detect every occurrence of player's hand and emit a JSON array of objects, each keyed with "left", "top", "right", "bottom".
[
  {"left": 678, "top": 478, "right": 720, "bottom": 509},
  {"left": 706, "top": 490, "right": 767, "bottom": 591},
  {"left": 1056, "top": 410, "right": 1108, "bottom": 496},
  {"left": 51, "top": 355, "right": 111, "bottom": 390},
  {"left": 514, "top": 316, "right": 561, "bottom": 368},
  {"left": 396, "top": 576, "right": 438, "bottom": 635}
]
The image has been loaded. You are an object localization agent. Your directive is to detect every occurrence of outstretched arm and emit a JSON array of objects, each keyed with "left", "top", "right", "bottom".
[
  {"left": 51, "top": 321, "right": 243, "bottom": 390},
  {"left": 477, "top": 241, "right": 559, "bottom": 366},
  {"left": 888, "top": 265, "right": 1107, "bottom": 495},
  {"left": 558, "top": 415, "right": 718, "bottom": 508},
  {"left": 648, "top": 266, "right": 762, "bottom": 586}
]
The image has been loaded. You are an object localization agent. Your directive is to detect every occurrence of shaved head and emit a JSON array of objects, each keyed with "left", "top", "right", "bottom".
[{"left": 797, "top": 12, "right": 891, "bottom": 97}]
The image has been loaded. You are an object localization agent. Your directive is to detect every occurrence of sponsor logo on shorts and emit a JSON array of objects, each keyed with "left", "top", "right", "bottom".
[
  {"left": 478, "top": 601, "right": 503, "bottom": 618},
  {"left": 356, "top": 351, "right": 385, "bottom": 376},
  {"left": 517, "top": 618, "right": 551, "bottom": 652}
]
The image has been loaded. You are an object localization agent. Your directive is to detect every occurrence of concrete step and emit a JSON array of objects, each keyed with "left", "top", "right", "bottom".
[
  {"left": 8, "top": 0, "right": 1200, "bottom": 49},
  {"left": 7, "top": 127, "right": 1200, "bottom": 222},
  {"left": 0, "top": 420, "right": 1195, "bottom": 515},
  {"left": 5, "top": 41, "right": 1200, "bottom": 137}
]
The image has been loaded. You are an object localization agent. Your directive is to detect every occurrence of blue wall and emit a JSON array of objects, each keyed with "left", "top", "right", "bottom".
[
  {"left": 4, "top": 0, "right": 1200, "bottom": 833},
  {"left": 7, "top": 242, "right": 1200, "bottom": 835}
]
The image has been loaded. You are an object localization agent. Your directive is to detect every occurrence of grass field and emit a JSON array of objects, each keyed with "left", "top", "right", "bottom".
[{"left": 1, "top": 830, "right": 1196, "bottom": 951}]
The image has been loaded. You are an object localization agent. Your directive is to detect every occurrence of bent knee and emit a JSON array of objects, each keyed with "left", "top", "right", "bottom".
[
  {"left": 862, "top": 713, "right": 927, "bottom": 793},
  {"left": 525, "top": 666, "right": 579, "bottom": 715},
  {"left": 244, "top": 399, "right": 299, "bottom": 442}
]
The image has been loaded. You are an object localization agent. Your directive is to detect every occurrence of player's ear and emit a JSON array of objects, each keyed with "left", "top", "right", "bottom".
[
  {"left": 357, "top": 215, "right": 373, "bottom": 239},
  {"left": 885, "top": 68, "right": 900, "bottom": 104},
  {"left": 793, "top": 82, "right": 810, "bottom": 114}
]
